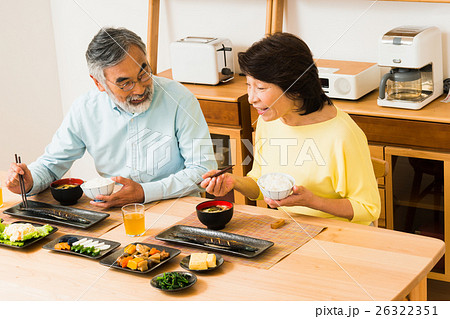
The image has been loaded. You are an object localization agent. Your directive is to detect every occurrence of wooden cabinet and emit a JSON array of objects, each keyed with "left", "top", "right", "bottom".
[
  {"left": 335, "top": 91, "right": 450, "bottom": 152},
  {"left": 334, "top": 90, "right": 450, "bottom": 281},
  {"left": 157, "top": 70, "right": 253, "bottom": 205},
  {"left": 385, "top": 147, "right": 449, "bottom": 281}
]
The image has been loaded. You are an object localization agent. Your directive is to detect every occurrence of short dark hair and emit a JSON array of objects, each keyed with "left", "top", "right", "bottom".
[
  {"left": 238, "top": 32, "right": 332, "bottom": 115},
  {"left": 85, "top": 27, "right": 147, "bottom": 83}
]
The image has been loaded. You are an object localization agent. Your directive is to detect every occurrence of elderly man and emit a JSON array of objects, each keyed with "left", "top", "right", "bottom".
[{"left": 6, "top": 27, "right": 217, "bottom": 208}]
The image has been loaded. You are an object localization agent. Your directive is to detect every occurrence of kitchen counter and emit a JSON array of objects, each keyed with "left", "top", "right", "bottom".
[
  {"left": 335, "top": 90, "right": 450, "bottom": 124},
  {"left": 333, "top": 90, "right": 450, "bottom": 152}
]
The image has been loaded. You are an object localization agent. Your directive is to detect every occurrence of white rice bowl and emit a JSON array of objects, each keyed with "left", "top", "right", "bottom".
[
  {"left": 257, "top": 173, "right": 295, "bottom": 200},
  {"left": 81, "top": 177, "right": 115, "bottom": 200}
]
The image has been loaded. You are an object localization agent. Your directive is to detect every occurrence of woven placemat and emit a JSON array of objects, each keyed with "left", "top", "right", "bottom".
[{"left": 145, "top": 210, "right": 325, "bottom": 269}]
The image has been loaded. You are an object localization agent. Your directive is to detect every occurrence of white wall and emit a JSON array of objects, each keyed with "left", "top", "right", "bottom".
[
  {"left": 2, "top": 0, "right": 450, "bottom": 180},
  {"left": 157, "top": 0, "right": 267, "bottom": 72},
  {"left": 0, "top": 0, "right": 62, "bottom": 174},
  {"left": 289, "top": 0, "right": 449, "bottom": 73}
]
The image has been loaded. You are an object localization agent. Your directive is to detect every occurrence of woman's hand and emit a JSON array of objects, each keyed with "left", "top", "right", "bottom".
[
  {"left": 5, "top": 162, "right": 34, "bottom": 194},
  {"left": 265, "top": 185, "right": 354, "bottom": 220},
  {"left": 89, "top": 176, "right": 145, "bottom": 208},
  {"left": 200, "top": 170, "right": 236, "bottom": 197},
  {"left": 265, "top": 185, "right": 315, "bottom": 208}
]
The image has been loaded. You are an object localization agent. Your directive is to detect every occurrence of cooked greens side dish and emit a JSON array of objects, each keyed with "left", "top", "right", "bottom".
[
  {"left": 0, "top": 222, "right": 53, "bottom": 246},
  {"left": 155, "top": 272, "right": 190, "bottom": 290}
]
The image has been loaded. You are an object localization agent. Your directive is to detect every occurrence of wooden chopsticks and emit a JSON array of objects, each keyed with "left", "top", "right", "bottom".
[{"left": 15, "top": 154, "right": 28, "bottom": 208}]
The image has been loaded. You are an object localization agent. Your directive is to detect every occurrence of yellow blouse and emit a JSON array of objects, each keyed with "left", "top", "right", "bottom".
[{"left": 248, "top": 107, "right": 380, "bottom": 225}]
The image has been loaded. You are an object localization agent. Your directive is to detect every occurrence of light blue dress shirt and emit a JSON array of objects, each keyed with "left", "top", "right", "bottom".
[{"left": 28, "top": 76, "right": 217, "bottom": 203}]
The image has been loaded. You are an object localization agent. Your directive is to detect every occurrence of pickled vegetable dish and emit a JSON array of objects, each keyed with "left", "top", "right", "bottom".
[{"left": 54, "top": 237, "right": 111, "bottom": 257}]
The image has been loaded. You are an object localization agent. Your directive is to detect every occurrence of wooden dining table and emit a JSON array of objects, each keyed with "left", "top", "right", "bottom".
[{"left": 0, "top": 171, "right": 445, "bottom": 301}]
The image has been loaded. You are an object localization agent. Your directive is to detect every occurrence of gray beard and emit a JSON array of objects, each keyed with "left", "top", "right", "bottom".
[{"left": 106, "top": 84, "right": 154, "bottom": 114}]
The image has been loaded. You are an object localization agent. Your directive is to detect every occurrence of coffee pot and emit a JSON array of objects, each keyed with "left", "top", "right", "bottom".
[
  {"left": 379, "top": 68, "right": 422, "bottom": 101},
  {"left": 377, "top": 26, "right": 443, "bottom": 110}
]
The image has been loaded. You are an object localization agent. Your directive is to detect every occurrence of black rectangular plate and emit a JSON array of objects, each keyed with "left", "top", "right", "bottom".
[
  {"left": 0, "top": 221, "right": 58, "bottom": 249},
  {"left": 42, "top": 235, "right": 121, "bottom": 260},
  {"left": 155, "top": 225, "right": 274, "bottom": 258},
  {"left": 3, "top": 200, "right": 109, "bottom": 229},
  {"left": 99, "top": 243, "right": 181, "bottom": 274}
]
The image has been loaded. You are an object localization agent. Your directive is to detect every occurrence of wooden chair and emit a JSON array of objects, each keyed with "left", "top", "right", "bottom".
[
  {"left": 371, "top": 157, "right": 389, "bottom": 227},
  {"left": 372, "top": 157, "right": 389, "bottom": 181}
]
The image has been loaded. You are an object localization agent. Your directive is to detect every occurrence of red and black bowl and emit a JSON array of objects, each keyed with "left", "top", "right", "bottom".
[
  {"left": 50, "top": 178, "right": 84, "bottom": 205},
  {"left": 196, "top": 200, "right": 234, "bottom": 230}
]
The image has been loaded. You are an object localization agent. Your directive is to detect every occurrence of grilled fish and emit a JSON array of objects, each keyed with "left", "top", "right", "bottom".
[
  {"left": 19, "top": 207, "right": 91, "bottom": 224},
  {"left": 174, "top": 232, "right": 258, "bottom": 252}
]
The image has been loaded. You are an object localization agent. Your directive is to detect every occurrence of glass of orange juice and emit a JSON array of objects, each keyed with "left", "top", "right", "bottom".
[{"left": 121, "top": 203, "right": 145, "bottom": 237}]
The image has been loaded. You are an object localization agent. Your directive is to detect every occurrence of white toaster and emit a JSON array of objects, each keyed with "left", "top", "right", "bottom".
[{"left": 170, "top": 37, "right": 234, "bottom": 85}]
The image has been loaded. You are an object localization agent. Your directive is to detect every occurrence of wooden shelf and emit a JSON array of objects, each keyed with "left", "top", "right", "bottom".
[
  {"left": 334, "top": 90, "right": 450, "bottom": 124},
  {"left": 334, "top": 91, "right": 450, "bottom": 152},
  {"left": 157, "top": 70, "right": 249, "bottom": 103},
  {"left": 394, "top": 198, "right": 444, "bottom": 212}
]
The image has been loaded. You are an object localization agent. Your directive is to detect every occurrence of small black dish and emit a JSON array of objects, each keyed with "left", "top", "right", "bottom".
[
  {"left": 50, "top": 178, "right": 84, "bottom": 205},
  {"left": 150, "top": 271, "right": 197, "bottom": 292},
  {"left": 196, "top": 200, "right": 233, "bottom": 230},
  {"left": 180, "top": 253, "right": 224, "bottom": 272}
]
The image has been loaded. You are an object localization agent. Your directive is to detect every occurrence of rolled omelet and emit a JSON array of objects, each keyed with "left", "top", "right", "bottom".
[
  {"left": 189, "top": 253, "right": 208, "bottom": 270},
  {"left": 189, "top": 253, "right": 217, "bottom": 270},
  {"left": 206, "top": 253, "right": 216, "bottom": 268}
]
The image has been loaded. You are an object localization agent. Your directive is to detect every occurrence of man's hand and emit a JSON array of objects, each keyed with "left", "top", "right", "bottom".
[
  {"left": 90, "top": 176, "right": 145, "bottom": 208},
  {"left": 5, "top": 163, "right": 34, "bottom": 194}
]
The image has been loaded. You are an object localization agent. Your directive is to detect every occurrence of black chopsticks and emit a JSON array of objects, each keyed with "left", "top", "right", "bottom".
[
  {"left": 15, "top": 154, "right": 28, "bottom": 208},
  {"left": 197, "top": 165, "right": 234, "bottom": 186}
]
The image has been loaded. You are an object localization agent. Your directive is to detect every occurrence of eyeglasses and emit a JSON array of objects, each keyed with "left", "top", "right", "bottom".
[{"left": 108, "top": 69, "right": 152, "bottom": 92}]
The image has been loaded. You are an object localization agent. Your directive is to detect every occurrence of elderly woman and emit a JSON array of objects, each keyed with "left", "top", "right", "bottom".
[{"left": 201, "top": 33, "right": 380, "bottom": 225}]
